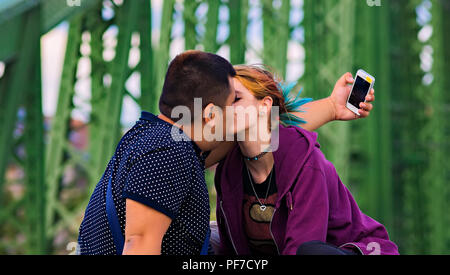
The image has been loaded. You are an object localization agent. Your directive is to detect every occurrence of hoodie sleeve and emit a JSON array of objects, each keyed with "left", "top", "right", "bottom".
[
  {"left": 283, "top": 161, "right": 399, "bottom": 255},
  {"left": 324, "top": 161, "right": 399, "bottom": 255}
]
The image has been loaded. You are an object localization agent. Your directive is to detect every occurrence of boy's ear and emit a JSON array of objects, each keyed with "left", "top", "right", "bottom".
[{"left": 203, "top": 103, "right": 216, "bottom": 124}]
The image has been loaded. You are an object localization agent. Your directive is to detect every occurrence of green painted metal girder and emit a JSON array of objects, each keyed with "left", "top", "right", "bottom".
[
  {"left": 423, "top": 0, "right": 450, "bottom": 254},
  {"left": 203, "top": 0, "right": 220, "bottom": 53},
  {"left": 86, "top": 5, "right": 111, "bottom": 186},
  {"left": 0, "top": 2, "right": 46, "bottom": 254},
  {"left": 386, "top": 0, "right": 425, "bottom": 254},
  {"left": 41, "top": 0, "right": 102, "bottom": 33},
  {"left": 0, "top": 3, "right": 43, "bottom": 193},
  {"left": 0, "top": 0, "right": 40, "bottom": 24},
  {"left": 303, "top": 0, "right": 355, "bottom": 186},
  {"left": 152, "top": 0, "right": 175, "bottom": 112},
  {"left": 0, "top": 15, "right": 25, "bottom": 62},
  {"left": 228, "top": 0, "right": 248, "bottom": 65},
  {"left": 361, "top": 0, "right": 393, "bottom": 233},
  {"left": 44, "top": 14, "right": 83, "bottom": 238},
  {"left": 97, "top": 0, "right": 142, "bottom": 171},
  {"left": 262, "top": 0, "right": 290, "bottom": 78},
  {"left": 138, "top": 0, "right": 155, "bottom": 113},
  {"left": 0, "top": 0, "right": 102, "bottom": 62},
  {"left": 183, "top": 0, "right": 200, "bottom": 50},
  {"left": 23, "top": 37, "right": 46, "bottom": 254},
  {"left": 0, "top": 0, "right": 101, "bottom": 30}
]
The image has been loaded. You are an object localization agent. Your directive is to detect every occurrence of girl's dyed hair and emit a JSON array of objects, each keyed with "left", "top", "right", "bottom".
[{"left": 234, "top": 65, "right": 313, "bottom": 127}]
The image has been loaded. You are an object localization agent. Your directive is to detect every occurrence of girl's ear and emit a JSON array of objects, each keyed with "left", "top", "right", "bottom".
[{"left": 261, "top": 96, "right": 274, "bottom": 113}]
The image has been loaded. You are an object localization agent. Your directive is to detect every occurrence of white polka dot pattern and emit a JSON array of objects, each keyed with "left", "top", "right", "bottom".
[{"left": 78, "top": 112, "right": 210, "bottom": 255}]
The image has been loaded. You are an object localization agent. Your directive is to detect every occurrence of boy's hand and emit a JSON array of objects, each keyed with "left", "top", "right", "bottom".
[{"left": 328, "top": 72, "right": 375, "bottom": 121}]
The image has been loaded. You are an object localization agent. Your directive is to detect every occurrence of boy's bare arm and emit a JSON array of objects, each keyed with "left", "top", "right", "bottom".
[{"left": 122, "top": 199, "right": 172, "bottom": 255}]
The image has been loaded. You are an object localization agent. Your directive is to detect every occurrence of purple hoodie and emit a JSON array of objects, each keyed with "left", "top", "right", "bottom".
[{"left": 214, "top": 125, "right": 399, "bottom": 255}]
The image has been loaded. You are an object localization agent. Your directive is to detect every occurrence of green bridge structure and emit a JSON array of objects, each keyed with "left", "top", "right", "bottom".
[{"left": 0, "top": 0, "right": 448, "bottom": 254}]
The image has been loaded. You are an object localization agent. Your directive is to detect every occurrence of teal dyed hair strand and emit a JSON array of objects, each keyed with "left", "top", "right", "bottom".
[{"left": 278, "top": 82, "right": 313, "bottom": 127}]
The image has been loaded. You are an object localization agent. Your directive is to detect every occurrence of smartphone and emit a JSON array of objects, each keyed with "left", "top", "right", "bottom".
[{"left": 346, "top": 69, "right": 375, "bottom": 116}]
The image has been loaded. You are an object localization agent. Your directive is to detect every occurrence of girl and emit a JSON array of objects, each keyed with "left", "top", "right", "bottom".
[{"left": 211, "top": 65, "right": 398, "bottom": 255}]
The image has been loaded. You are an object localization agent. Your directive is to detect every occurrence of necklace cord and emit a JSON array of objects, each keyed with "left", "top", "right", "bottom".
[{"left": 245, "top": 164, "right": 273, "bottom": 207}]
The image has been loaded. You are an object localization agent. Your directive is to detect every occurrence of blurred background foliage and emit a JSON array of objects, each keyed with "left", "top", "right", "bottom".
[{"left": 0, "top": 0, "right": 448, "bottom": 254}]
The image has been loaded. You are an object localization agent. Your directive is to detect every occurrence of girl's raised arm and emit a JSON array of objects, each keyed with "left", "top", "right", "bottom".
[{"left": 294, "top": 73, "right": 375, "bottom": 132}]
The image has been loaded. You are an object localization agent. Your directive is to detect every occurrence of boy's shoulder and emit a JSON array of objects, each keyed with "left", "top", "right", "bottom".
[{"left": 119, "top": 116, "right": 198, "bottom": 166}]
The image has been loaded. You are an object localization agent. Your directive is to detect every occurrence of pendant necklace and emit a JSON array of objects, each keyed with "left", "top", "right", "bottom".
[{"left": 245, "top": 164, "right": 273, "bottom": 212}]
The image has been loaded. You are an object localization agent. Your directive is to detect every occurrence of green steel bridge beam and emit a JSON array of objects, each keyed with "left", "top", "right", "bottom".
[
  {"left": 203, "top": 0, "right": 220, "bottom": 53},
  {"left": 137, "top": 0, "right": 155, "bottom": 113},
  {"left": 0, "top": 0, "right": 102, "bottom": 62},
  {"left": 303, "top": 0, "right": 355, "bottom": 186},
  {"left": 0, "top": 3, "right": 43, "bottom": 198},
  {"left": 228, "top": 0, "right": 248, "bottom": 65},
  {"left": 183, "top": 0, "right": 200, "bottom": 50},
  {"left": 0, "top": 2, "right": 45, "bottom": 254},
  {"left": 423, "top": 0, "right": 450, "bottom": 254},
  {"left": 23, "top": 32, "right": 46, "bottom": 254},
  {"left": 350, "top": 0, "right": 393, "bottom": 235},
  {"left": 386, "top": 0, "right": 425, "bottom": 254},
  {"left": 97, "top": 0, "right": 142, "bottom": 172},
  {"left": 152, "top": 0, "right": 175, "bottom": 112},
  {"left": 262, "top": 0, "right": 290, "bottom": 78},
  {"left": 44, "top": 14, "right": 83, "bottom": 240},
  {"left": 86, "top": 4, "right": 111, "bottom": 187}
]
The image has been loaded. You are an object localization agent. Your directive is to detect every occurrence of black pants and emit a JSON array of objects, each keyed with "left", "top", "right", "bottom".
[
  {"left": 210, "top": 222, "right": 357, "bottom": 255},
  {"left": 296, "top": 241, "right": 358, "bottom": 255}
]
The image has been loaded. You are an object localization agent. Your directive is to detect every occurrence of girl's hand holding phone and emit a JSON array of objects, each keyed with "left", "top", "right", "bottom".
[{"left": 328, "top": 72, "right": 375, "bottom": 121}]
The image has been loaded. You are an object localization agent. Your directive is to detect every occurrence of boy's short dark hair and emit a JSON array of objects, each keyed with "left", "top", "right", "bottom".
[{"left": 159, "top": 50, "right": 236, "bottom": 122}]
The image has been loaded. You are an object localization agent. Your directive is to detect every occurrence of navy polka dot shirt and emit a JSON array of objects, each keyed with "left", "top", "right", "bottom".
[{"left": 78, "top": 112, "right": 210, "bottom": 255}]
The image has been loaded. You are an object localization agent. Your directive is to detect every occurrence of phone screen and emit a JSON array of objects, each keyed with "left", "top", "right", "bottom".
[{"left": 348, "top": 76, "right": 371, "bottom": 108}]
